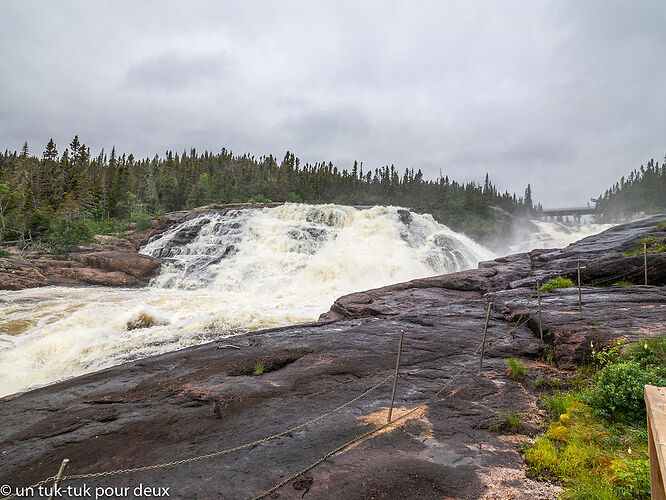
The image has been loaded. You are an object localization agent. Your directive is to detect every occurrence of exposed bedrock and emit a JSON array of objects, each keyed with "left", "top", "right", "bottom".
[
  {"left": 0, "top": 244, "right": 161, "bottom": 290},
  {"left": 0, "top": 215, "right": 664, "bottom": 499}
]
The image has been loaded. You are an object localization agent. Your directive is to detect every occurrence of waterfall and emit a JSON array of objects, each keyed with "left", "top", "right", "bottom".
[{"left": 0, "top": 204, "right": 493, "bottom": 396}]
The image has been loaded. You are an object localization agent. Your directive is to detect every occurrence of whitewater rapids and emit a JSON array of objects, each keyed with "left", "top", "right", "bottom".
[{"left": 0, "top": 204, "right": 495, "bottom": 397}]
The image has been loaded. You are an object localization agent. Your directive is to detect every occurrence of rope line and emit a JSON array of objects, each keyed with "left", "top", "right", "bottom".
[
  {"left": 249, "top": 340, "right": 484, "bottom": 500},
  {"left": 62, "top": 373, "right": 393, "bottom": 481},
  {"left": 0, "top": 373, "right": 392, "bottom": 499}
]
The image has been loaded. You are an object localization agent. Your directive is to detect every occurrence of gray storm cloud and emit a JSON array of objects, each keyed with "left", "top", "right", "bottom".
[{"left": 0, "top": 0, "right": 664, "bottom": 206}]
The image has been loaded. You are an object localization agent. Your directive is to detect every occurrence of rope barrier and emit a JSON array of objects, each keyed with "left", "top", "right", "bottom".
[
  {"left": 250, "top": 340, "right": 484, "bottom": 500},
  {"left": 0, "top": 373, "right": 392, "bottom": 499}
]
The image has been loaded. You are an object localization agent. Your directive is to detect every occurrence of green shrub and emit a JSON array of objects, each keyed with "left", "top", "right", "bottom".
[
  {"left": 591, "top": 339, "right": 625, "bottom": 367},
  {"left": 88, "top": 218, "right": 128, "bottom": 235},
  {"left": 584, "top": 360, "right": 664, "bottom": 423},
  {"left": 540, "top": 276, "right": 576, "bottom": 292},
  {"left": 45, "top": 219, "right": 94, "bottom": 254},
  {"left": 626, "top": 335, "right": 666, "bottom": 371},
  {"left": 26, "top": 209, "right": 53, "bottom": 236},
  {"left": 611, "top": 459, "right": 650, "bottom": 499},
  {"left": 505, "top": 357, "right": 526, "bottom": 379},
  {"left": 130, "top": 211, "right": 153, "bottom": 231},
  {"left": 0, "top": 248, "right": 10, "bottom": 258}
]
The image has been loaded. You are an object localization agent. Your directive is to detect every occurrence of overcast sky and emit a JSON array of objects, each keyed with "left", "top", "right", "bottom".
[{"left": 1, "top": 1, "right": 664, "bottom": 207}]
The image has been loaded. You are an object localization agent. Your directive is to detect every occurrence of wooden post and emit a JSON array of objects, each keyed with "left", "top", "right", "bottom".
[
  {"left": 537, "top": 280, "right": 543, "bottom": 341},
  {"left": 48, "top": 459, "right": 69, "bottom": 500},
  {"left": 387, "top": 330, "right": 405, "bottom": 423},
  {"left": 478, "top": 302, "right": 492, "bottom": 374},
  {"left": 577, "top": 259, "right": 582, "bottom": 313},
  {"left": 645, "top": 242, "right": 649, "bottom": 286},
  {"left": 645, "top": 386, "right": 666, "bottom": 500}
]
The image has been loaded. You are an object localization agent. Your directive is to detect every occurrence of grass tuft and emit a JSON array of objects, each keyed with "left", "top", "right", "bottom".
[
  {"left": 505, "top": 357, "right": 526, "bottom": 379},
  {"left": 489, "top": 410, "right": 521, "bottom": 432},
  {"left": 536, "top": 376, "right": 563, "bottom": 390},
  {"left": 540, "top": 276, "right": 576, "bottom": 292},
  {"left": 253, "top": 362, "right": 265, "bottom": 375},
  {"left": 612, "top": 280, "right": 633, "bottom": 287},
  {"left": 560, "top": 475, "right": 622, "bottom": 500},
  {"left": 0, "top": 248, "right": 10, "bottom": 258}
]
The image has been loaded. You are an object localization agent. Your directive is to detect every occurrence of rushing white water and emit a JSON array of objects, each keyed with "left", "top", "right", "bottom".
[
  {"left": 508, "top": 220, "right": 615, "bottom": 253},
  {"left": 0, "top": 204, "right": 494, "bottom": 397}
]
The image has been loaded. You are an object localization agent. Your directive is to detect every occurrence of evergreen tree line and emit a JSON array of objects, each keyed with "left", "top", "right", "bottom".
[
  {"left": 0, "top": 136, "right": 536, "bottom": 250},
  {"left": 595, "top": 156, "right": 666, "bottom": 220}
]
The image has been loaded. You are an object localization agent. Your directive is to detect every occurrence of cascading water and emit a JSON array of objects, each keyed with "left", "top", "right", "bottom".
[
  {"left": 509, "top": 220, "right": 615, "bottom": 253},
  {"left": 0, "top": 204, "right": 494, "bottom": 397}
]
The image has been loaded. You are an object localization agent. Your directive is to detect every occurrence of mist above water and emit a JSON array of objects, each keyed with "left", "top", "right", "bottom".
[
  {"left": 507, "top": 219, "right": 615, "bottom": 254},
  {"left": 0, "top": 204, "right": 493, "bottom": 397}
]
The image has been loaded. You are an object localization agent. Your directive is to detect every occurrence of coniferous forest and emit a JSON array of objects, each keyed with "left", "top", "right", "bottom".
[
  {"left": 595, "top": 157, "right": 666, "bottom": 221},
  {"left": 0, "top": 136, "right": 536, "bottom": 252}
]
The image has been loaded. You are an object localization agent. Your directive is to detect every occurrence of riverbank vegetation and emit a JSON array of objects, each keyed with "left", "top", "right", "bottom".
[
  {"left": 596, "top": 156, "right": 666, "bottom": 221},
  {"left": 621, "top": 235, "right": 666, "bottom": 257},
  {"left": 0, "top": 137, "right": 537, "bottom": 252},
  {"left": 525, "top": 335, "right": 666, "bottom": 499}
]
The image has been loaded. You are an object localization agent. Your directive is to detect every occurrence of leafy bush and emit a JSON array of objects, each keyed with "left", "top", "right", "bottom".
[
  {"left": 88, "top": 218, "right": 128, "bottom": 235},
  {"left": 584, "top": 360, "right": 664, "bottom": 423},
  {"left": 505, "top": 357, "right": 526, "bottom": 379},
  {"left": 45, "top": 219, "right": 94, "bottom": 254},
  {"left": 611, "top": 459, "right": 650, "bottom": 499},
  {"left": 26, "top": 209, "right": 53, "bottom": 236},
  {"left": 540, "top": 276, "right": 576, "bottom": 292},
  {"left": 130, "top": 211, "right": 153, "bottom": 231},
  {"left": 626, "top": 335, "right": 666, "bottom": 371},
  {"left": 0, "top": 248, "right": 10, "bottom": 258},
  {"left": 591, "top": 339, "right": 625, "bottom": 367}
]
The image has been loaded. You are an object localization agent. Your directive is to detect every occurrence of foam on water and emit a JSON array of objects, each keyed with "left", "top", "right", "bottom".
[
  {"left": 509, "top": 220, "right": 615, "bottom": 253},
  {"left": 0, "top": 204, "right": 494, "bottom": 396}
]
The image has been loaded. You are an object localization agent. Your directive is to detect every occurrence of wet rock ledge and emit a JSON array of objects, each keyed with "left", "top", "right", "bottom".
[{"left": 0, "top": 215, "right": 665, "bottom": 499}]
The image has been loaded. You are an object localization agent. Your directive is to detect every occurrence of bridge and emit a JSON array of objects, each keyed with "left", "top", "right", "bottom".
[{"left": 539, "top": 206, "right": 597, "bottom": 223}]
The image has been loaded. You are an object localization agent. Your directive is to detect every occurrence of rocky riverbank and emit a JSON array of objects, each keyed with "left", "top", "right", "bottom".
[{"left": 0, "top": 216, "right": 664, "bottom": 499}]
